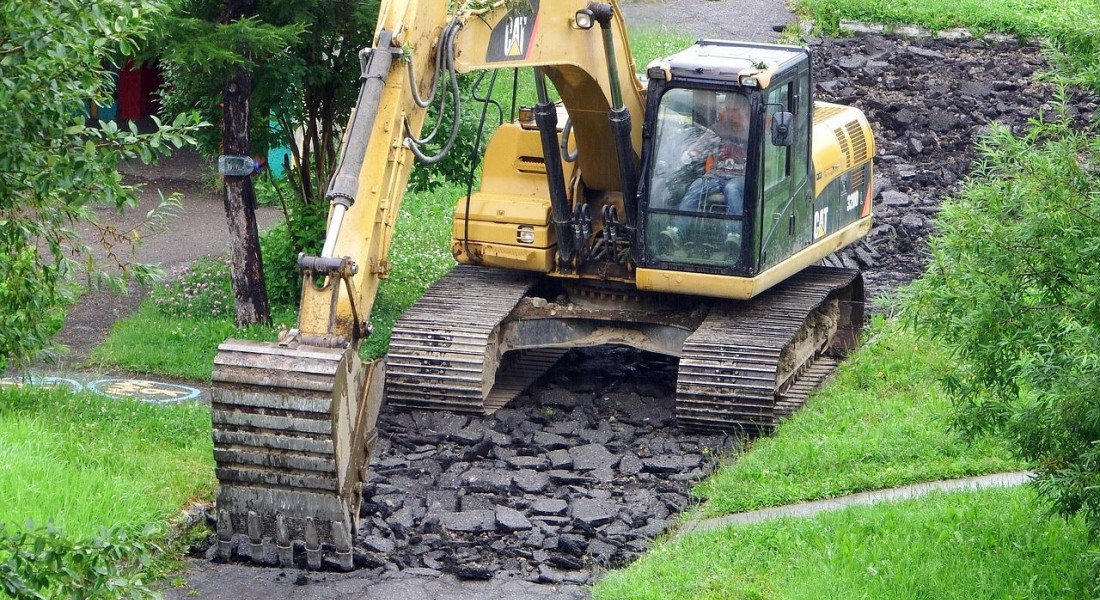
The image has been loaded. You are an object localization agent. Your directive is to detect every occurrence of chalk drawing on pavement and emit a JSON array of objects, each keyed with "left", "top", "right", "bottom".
[
  {"left": 87, "top": 378, "right": 202, "bottom": 403},
  {"left": 0, "top": 376, "right": 84, "bottom": 394}
]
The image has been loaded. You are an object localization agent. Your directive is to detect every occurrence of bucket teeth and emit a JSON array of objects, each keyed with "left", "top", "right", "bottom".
[
  {"left": 216, "top": 508, "right": 234, "bottom": 560},
  {"left": 275, "top": 514, "right": 293, "bottom": 566},
  {"left": 210, "top": 340, "right": 384, "bottom": 569},
  {"left": 305, "top": 518, "right": 321, "bottom": 570}
]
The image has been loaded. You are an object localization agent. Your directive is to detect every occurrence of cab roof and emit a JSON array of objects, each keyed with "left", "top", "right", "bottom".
[{"left": 645, "top": 40, "right": 810, "bottom": 88}]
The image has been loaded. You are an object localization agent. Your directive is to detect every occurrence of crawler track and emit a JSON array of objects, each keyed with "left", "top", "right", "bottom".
[
  {"left": 387, "top": 265, "right": 862, "bottom": 434},
  {"left": 675, "top": 266, "right": 863, "bottom": 432},
  {"left": 385, "top": 266, "right": 561, "bottom": 414}
]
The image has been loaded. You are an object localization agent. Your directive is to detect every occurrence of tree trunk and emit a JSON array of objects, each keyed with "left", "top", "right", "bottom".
[{"left": 222, "top": 66, "right": 272, "bottom": 326}]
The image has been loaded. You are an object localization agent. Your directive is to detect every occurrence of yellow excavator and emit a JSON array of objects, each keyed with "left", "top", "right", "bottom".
[{"left": 209, "top": 0, "right": 873, "bottom": 569}]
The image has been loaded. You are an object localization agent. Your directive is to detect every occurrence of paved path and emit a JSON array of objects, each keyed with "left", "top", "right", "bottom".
[
  {"left": 677, "top": 472, "right": 1034, "bottom": 538},
  {"left": 620, "top": 0, "right": 794, "bottom": 42},
  {"left": 166, "top": 566, "right": 590, "bottom": 600}
]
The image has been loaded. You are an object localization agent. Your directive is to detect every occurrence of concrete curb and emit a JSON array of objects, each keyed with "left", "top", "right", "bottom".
[
  {"left": 677, "top": 471, "right": 1033, "bottom": 539},
  {"left": 836, "top": 19, "right": 1029, "bottom": 44}
]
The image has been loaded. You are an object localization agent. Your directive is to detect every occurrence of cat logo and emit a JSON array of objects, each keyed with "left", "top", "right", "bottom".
[
  {"left": 486, "top": 0, "right": 539, "bottom": 62},
  {"left": 504, "top": 15, "right": 529, "bottom": 57},
  {"left": 813, "top": 207, "right": 829, "bottom": 240}
]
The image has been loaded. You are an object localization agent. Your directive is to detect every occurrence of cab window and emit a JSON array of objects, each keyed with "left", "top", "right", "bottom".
[{"left": 644, "top": 88, "right": 750, "bottom": 268}]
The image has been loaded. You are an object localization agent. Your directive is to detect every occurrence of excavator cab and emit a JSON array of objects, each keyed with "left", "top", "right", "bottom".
[{"left": 637, "top": 41, "right": 814, "bottom": 279}]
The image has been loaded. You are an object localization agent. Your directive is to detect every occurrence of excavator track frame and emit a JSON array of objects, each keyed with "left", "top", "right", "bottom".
[
  {"left": 675, "top": 265, "right": 863, "bottom": 432},
  {"left": 386, "top": 266, "right": 565, "bottom": 414},
  {"left": 384, "top": 265, "right": 862, "bottom": 432}
]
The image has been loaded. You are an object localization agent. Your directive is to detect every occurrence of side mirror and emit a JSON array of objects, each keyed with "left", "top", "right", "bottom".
[{"left": 771, "top": 111, "right": 794, "bottom": 147}]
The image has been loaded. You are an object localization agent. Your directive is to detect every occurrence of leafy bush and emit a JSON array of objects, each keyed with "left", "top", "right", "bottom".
[
  {"left": 0, "top": 0, "right": 201, "bottom": 369},
  {"left": 151, "top": 257, "right": 234, "bottom": 320},
  {"left": 259, "top": 178, "right": 328, "bottom": 311},
  {"left": 0, "top": 523, "right": 160, "bottom": 599},
  {"left": 903, "top": 97, "right": 1100, "bottom": 538},
  {"left": 0, "top": 247, "right": 69, "bottom": 370},
  {"left": 407, "top": 72, "right": 504, "bottom": 192}
]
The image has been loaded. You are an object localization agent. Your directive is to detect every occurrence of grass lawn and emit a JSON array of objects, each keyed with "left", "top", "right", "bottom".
[
  {"left": 594, "top": 486, "right": 1091, "bottom": 599},
  {"left": 797, "top": 0, "right": 1085, "bottom": 36},
  {"left": 88, "top": 303, "right": 294, "bottom": 381},
  {"left": 0, "top": 385, "right": 214, "bottom": 538},
  {"left": 692, "top": 319, "right": 1021, "bottom": 517}
]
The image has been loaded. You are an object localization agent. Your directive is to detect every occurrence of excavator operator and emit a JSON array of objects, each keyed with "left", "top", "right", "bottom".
[{"left": 678, "top": 92, "right": 750, "bottom": 216}]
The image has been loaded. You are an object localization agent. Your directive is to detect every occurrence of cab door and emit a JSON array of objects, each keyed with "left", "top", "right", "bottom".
[{"left": 757, "top": 67, "right": 812, "bottom": 271}]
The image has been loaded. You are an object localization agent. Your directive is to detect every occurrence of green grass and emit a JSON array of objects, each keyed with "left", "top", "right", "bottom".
[
  {"left": 0, "top": 385, "right": 214, "bottom": 538},
  {"left": 798, "top": 0, "right": 1073, "bottom": 35},
  {"left": 88, "top": 303, "right": 295, "bottom": 381},
  {"left": 594, "top": 486, "right": 1091, "bottom": 600},
  {"left": 692, "top": 319, "right": 1022, "bottom": 517}
]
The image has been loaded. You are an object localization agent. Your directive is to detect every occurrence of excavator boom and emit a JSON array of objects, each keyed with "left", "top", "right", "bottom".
[{"left": 209, "top": 0, "right": 650, "bottom": 568}]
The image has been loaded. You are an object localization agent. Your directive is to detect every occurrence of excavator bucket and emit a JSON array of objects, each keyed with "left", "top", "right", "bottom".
[{"left": 209, "top": 339, "right": 384, "bottom": 570}]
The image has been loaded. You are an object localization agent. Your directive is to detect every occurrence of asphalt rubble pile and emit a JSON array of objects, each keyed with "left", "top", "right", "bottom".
[
  {"left": 194, "top": 347, "right": 733, "bottom": 585},
  {"left": 352, "top": 347, "right": 731, "bottom": 585},
  {"left": 192, "top": 33, "right": 1098, "bottom": 586},
  {"left": 811, "top": 33, "right": 1096, "bottom": 302}
]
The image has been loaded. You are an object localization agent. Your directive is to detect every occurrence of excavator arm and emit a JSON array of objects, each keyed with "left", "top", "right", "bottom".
[{"left": 209, "top": 0, "right": 645, "bottom": 570}]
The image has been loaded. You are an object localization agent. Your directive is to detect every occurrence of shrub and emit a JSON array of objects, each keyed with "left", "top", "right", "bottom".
[
  {"left": 0, "top": 523, "right": 160, "bottom": 599},
  {"left": 903, "top": 96, "right": 1100, "bottom": 542},
  {"left": 259, "top": 179, "right": 328, "bottom": 311}
]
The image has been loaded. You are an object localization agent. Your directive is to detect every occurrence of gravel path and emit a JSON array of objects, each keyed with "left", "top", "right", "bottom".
[{"left": 620, "top": 0, "right": 794, "bottom": 42}]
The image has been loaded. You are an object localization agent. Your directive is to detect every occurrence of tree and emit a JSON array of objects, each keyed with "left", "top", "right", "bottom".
[
  {"left": 0, "top": 0, "right": 201, "bottom": 370},
  {"left": 158, "top": 1, "right": 380, "bottom": 313},
  {"left": 219, "top": 0, "right": 272, "bottom": 326},
  {"left": 904, "top": 97, "right": 1100, "bottom": 540},
  {"left": 156, "top": 2, "right": 304, "bottom": 326}
]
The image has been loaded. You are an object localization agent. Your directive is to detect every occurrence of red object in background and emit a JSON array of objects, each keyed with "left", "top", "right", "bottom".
[{"left": 117, "top": 59, "right": 162, "bottom": 121}]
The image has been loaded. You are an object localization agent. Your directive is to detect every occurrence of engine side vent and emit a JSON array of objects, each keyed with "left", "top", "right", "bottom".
[
  {"left": 515, "top": 155, "right": 547, "bottom": 174},
  {"left": 844, "top": 120, "right": 869, "bottom": 165},
  {"left": 849, "top": 164, "right": 865, "bottom": 193},
  {"left": 813, "top": 104, "right": 847, "bottom": 122},
  {"left": 833, "top": 127, "right": 852, "bottom": 168}
]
